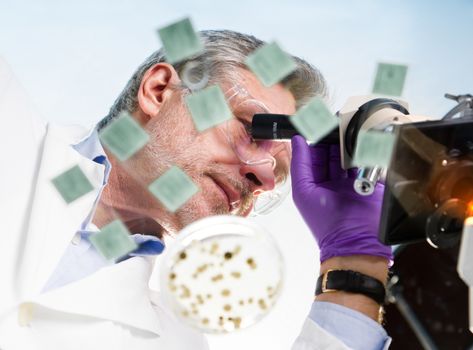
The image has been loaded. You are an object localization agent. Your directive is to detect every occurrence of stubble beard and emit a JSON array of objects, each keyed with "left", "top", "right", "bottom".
[{"left": 139, "top": 98, "right": 255, "bottom": 235}]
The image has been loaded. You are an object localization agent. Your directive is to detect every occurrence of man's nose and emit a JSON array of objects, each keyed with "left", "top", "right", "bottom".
[{"left": 240, "top": 162, "right": 276, "bottom": 194}]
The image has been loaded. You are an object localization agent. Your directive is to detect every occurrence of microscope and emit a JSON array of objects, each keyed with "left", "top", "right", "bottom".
[
  {"left": 251, "top": 95, "right": 433, "bottom": 195},
  {"left": 252, "top": 93, "right": 473, "bottom": 349},
  {"left": 364, "top": 93, "right": 472, "bottom": 350}
]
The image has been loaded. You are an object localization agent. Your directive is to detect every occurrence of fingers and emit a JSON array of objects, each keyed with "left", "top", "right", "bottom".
[
  {"left": 347, "top": 167, "right": 358, "bottom": 179},
  {"left": 309, "top": 144, "right": 329, "bottom": 184},
  {"left": 328, "top": 144, "right": 347, "bottom": 180},
  {"left": 291, "top": 135, "right": 329, "bottom": 186}
]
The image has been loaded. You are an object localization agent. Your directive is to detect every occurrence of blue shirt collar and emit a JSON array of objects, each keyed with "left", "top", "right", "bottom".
[{"left": 73, "top": 128, "right": 111, "bottom": 166}]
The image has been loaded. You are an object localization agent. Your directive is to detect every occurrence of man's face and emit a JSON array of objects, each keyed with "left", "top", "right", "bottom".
[{"left": 135, "top": 67, "right": 296, "bottom": 232}]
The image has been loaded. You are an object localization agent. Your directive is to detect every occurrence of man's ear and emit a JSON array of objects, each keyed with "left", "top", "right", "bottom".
[{"left": 137, "top": 63, "right": 181, "bottom": 121}]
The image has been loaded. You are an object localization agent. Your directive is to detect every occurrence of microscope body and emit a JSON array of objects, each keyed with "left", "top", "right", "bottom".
[
  {"left": 337, "top": 95, "right": 434, "bottom": 195},
  {"left": 458, "top": 218, "right": 473, "bottom": 332}
]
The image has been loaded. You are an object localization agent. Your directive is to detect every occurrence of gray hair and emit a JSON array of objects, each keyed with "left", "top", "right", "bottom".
[{"left": 98, "top": 29, "right": 327, "bottom": 130}]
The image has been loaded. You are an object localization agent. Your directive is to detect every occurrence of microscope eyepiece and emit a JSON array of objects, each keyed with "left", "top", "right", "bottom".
[{"left": 251, "top": 113, "right": 340, "bottom": 144}]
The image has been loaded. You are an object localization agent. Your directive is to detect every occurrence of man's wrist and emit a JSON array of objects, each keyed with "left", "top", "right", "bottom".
[
  {"left": 320, "top": 255, "right": 389, "bottom": 282},
  {"left": 316, "top": 255, "right": 389, "bottom": 322}
]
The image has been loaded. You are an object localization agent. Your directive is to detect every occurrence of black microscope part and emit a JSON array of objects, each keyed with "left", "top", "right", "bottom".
[{"left": 251, "top": 113, "right": 339, "bottom": 144}]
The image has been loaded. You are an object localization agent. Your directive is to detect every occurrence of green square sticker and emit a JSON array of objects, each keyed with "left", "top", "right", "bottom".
[
  {"left": 185, "top": 85, "right": 233, "bottom": 132},
  {"left": 353, "top": 130, "right": 396, "bottom": 168},
  {"left": 51, "top": 165, "right": 94, "bottom": 204},
  {"left": 158, "top": 17, "right": 204, "bottom": 64},
  {"left": 372, "top": 63, "right": 408, "bottom": 96},
  {"left": 245, "top": 41, "right": 297, "bottom": 87},
  {"left": 290, "top": 98, "right": 339, "bottom": 143},
  {"left": 89, "top": 220, "right": 138, "bottom": 261},
  {"left": 148, "top": 165, "right": 199, "bottom": 212},
  {"left": 99, "top": 111, "right": 149, "bottom": 161}
]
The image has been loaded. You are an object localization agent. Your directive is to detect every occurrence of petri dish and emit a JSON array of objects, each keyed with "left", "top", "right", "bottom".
[{"left": 159, "top": 215, "right": 284, "bottom": 333}]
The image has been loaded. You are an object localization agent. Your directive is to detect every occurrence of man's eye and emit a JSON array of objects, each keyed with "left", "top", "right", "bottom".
[{"left": 240, "top": 119, "right": 254, "bottom": 140}]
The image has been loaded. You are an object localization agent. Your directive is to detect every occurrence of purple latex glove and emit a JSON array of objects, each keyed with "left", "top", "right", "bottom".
[{"left": 291, "top": 135, "right": 392, "bottom": 263}]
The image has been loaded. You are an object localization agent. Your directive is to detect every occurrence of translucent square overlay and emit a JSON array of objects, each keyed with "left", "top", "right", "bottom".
[
  {"left": 372, "top": 63, "right": 408, "bottom": 97},
  {"left": 51, "top": 165, "right": 94, "bottom": 204},
  {"left": 353, "top": 130, "right": 396, "bottom": 168},
  {"left": 99, "top": 111, "right": 149, "bottom": 161},
  {"left": 290, "top": 98, "right": 339, "bottom": 143},
  {"left": 89, "top": 220, "right": 138, "bottom": 261},
  {"left": 185, "top": 85, "right": 233, "bottom": 132},
  {"left": 158, "top": 17, "right": 204, "bottom": 64},
  {"left": 245, "top": 41, "right": 297, "bottom": 87},
  {"left": 148, "top": 165, "right": 200, "bottom": 212}
]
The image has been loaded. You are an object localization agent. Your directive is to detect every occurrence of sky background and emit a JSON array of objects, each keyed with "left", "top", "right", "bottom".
[{"left": 1, "top": 0, "right": 473, "bottom": 348}]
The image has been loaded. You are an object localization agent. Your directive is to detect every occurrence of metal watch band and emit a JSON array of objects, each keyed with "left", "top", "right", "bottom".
[{"left": 315, "top": 269, "right": 386, "bottom": 305}]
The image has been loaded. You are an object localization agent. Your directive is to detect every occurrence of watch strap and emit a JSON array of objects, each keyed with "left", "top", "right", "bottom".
[{"left": 315, "top": 269, "right": 386, "bottom": 305}]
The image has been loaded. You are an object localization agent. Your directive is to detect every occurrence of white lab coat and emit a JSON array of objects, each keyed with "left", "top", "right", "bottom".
[{"left": 0, "top": 57, "right": 351, "bottom": 350}]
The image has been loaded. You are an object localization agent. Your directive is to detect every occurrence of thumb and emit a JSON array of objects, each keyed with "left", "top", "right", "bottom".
[{"left": 291, "top": 135, "right": 328, "bottom": 187}]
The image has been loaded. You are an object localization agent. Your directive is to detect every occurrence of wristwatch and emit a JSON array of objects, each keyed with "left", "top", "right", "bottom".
[{"left": 315, "top": 269, "right": 386, "bottom": 305}]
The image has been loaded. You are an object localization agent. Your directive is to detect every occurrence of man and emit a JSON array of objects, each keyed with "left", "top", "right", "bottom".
[{"left": 0, "top": 30, "right": 391, "bottom": 349}]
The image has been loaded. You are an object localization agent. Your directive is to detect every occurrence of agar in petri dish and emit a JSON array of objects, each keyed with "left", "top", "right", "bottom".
[{"left": 159, "top": 215, "right": 284, "bottom": 333}]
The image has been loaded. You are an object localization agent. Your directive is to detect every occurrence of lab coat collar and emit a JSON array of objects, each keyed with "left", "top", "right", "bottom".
[
  {"left": 31, "top": 257, "right": 162, "bottom": 335},
  {"left": 16, "top": 123, "right": 163, "bottom": 335},
  {"left": 16, "top": 123, "right": 105, "bottom": 298}
]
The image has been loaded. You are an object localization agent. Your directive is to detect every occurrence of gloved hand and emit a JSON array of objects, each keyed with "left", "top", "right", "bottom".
[{"left": 291, "top": 135, "right": 392, "bottom": 264}]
